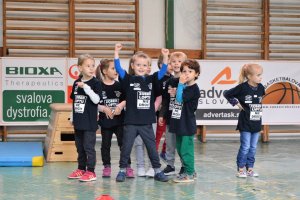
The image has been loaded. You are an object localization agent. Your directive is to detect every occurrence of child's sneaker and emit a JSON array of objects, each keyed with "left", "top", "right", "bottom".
[
  {"left": 68, "top": 169, "right": 85, "bottom": 179},
  {"left": 145, "top": 168, "right": 155, "bottom": 177},
  {"left": 126, "top": 167, "right": 135, "bottom": 178},
  {"left": 154, "top": 171, "right": 168, "bottom": 182},
  {"left": 236, "top": 170, "right": 247, "bottom": 178},
  {"left": 160, "top": 152, "right": 167, "bottom": 164},
  {"left": 137, "top": 167, "right": 146, "bottom": 177},
  {"left": 79, "top": 171, "right": 97, "bottom": 182},
  {"left": 116, "top": 171, "right": 126, "bottom": 182},
  {"left": 173, "top": 173, "right": 194, "bottom": 183},
  {"left": 247, "top": 170, "right": 259, "bottom": 177},
  {"left": 176, "top": 167, "right": 185, "bottom": 178},
  {"left": 102, "top": 166, "right": 111, "bottom": 177},
  {"left": 163, "top": 165, "right": 176, "bottom": 176}
]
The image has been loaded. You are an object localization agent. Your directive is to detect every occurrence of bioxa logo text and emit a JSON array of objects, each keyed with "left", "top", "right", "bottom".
[{"left": 6, "top": 67, "right": 62, "bottom": 75}]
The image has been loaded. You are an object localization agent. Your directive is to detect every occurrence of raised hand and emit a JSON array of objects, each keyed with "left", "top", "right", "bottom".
[
  {"left": 179, "top": 73, "right": 188, "bottom": 84},
  {"left": 161, "top": 48, "right": 169, "bottom": 56},
  {"left": 114, "top": 43, "right": 122, "bottom": 59},
  {"left": 161, "top": 48, "right": 169, "bottom": 64},
  {"left": 115, "top": 43, "right": 123, "bottom": 51}
]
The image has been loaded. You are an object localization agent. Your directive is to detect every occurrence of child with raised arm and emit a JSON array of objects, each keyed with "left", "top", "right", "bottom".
[
  {"left": 68, "top": 54, "right": 101, "bottom": 182},
  {"left": 224, "top": 63, "right": 265, "bottom": 178},
  {"left": 114, "top": 43, "right": 169, "bottom": 182},
  {"left": 170, "top": 59, "right": 200, "bottom": 183},
  {"left": 95, "top": 59, "right": 134, "bottom": 178}
]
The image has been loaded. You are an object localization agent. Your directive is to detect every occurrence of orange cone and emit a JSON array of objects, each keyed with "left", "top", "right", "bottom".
[{"left": 95, "top": 194, "right": 114, "bottom": 200}]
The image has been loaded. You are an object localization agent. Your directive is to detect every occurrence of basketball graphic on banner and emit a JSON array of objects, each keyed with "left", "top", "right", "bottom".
[{"left": 262, "top": 82, "right": 300, "bottom": 104}]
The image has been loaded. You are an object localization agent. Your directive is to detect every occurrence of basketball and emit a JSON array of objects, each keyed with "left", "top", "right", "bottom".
[{"left": 262, "top": 82, "right": 300, "bottom": 104}]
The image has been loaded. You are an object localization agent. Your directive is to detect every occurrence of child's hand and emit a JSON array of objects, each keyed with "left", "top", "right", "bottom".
[
  {"left": 168, "top": 87, "right": 177, "bottom": 97},
  {"left": 158, "top": 117, "right": 165, "bottom": 126},
  {"left": 103, "top": 106, "right": 114, "bottom": 119},
  {"left": 161, "top": 48, "right": 169, "bottom": 64},
  {"left": 76, "top": 82, "right": 85, "bottom": 88},
  {"left": 237, "top": 103, "right": 244, "bottom": 111},
  {"left": 115, "top": 43, "right": 123, "bottom": 52},
  {"left": 161, "top": 48, "right": 169, "bottom": 56},
  {"left": 179, "top": 73, "right": 188, "bottom": 84},
  {"left": 113, "top": 106, "right": 122, "bottom": 116}
]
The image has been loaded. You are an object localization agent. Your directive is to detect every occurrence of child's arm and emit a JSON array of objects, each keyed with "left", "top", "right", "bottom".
[
  {"left": 114, "top": 43, "right": 126, "bottom": 79},
  {"left": 98, "top": 104, "right": 114, "bottom": 119},
  {"left": 223, "top": 85, "right": 243, "bottom": 109},
  {"left": 175, "top": 74, "right": 188, "bottom": 103},
  {"left": 113, "top": 100, "right": 126, "bottom": 116},
  {"left": 157, "top": 48, "right": 169, "bottom": 80},
  {"left": 154, "top": 95, "right": 162, "bottom": 112},
  {"left": 77, "top": 82, "right": 100, "bottom": 104}
]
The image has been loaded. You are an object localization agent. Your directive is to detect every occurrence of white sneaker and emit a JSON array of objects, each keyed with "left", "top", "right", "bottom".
[
  {"left": 145, "top": 168, "right": 155, "bottom": 178},
  {"left": 236, "top": 170, "right": 247, "bottom": 178},
  {"left": 247, "top": 170, "right": 259, "bottom": 177},
  {"left": 137, "top": 168, "right": 146, "bottom": 177}
]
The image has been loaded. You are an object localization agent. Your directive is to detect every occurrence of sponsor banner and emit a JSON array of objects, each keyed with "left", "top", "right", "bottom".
[
  {"left": 1, "top": 57, "right": 67, "bottom": 125},
  {"left": 197, "top": 60, "right": 300, "bottom": 125}
]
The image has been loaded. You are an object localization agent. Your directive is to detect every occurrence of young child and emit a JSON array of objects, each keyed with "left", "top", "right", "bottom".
[
  {"left": 159, "top": 52, "right": 187, "bottom": 176},
  {"left": 68, "top": 54, "right": 101, "bottom": 182},
  {"left": 224, "top": 63, "right": 265, "bottom": 178},
  {"left": 169, "top": 59, "right": 200, "bottom": 183},
  {"left": 134, "top": 55, "right": 172, "bottom": 177},
  {"left": 114, "top": 43, "right": 169, "bottom": 182},
  {"left": 96, "top": 59, "right": 134, "bottom": 178}
]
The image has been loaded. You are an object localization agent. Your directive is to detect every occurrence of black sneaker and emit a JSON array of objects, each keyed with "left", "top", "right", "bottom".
[
  {"left": 154, "top": 171, "right": 168, "bottom": 182},
  {"left": 163, "top": 165, "right": 176, "bottom": 176},
  {"left": 177, "top": 167, "right": 185, "bottom": 178}
]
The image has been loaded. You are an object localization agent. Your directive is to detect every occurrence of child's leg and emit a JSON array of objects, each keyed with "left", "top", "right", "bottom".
[
  {"left": 134, "top": 135, "right": 145, "bottom": 169},
  {"left": 119, "top": 125, "right": 138, "bottom": 169},
  {"left": 74, "top": 129, "right": 87, "bottom": 170},
  {"left": 162, "top": 139, "right": 166, "bottom": 154},
  {"left": 165, "top": 126, "right": 177, "bottom": 168},
  {"left": 101, "top": 127, "right": 113, "bottom": 167},
  {"left": 83, "top": 130, "right": 96, "bottom": 172},
  {"left": 176, "top": 135, "right": 194, "bottom": 175},
  {"left": 155, "top": 119, "right": 166, "bottom": 151},
  {"left": 115, "top": 126, "right": 131, "bottom": 165},
  {"left": 246, "top": 132, "right": 260, "bottom": 170},
  {"left": 139, "top": 125, "right": 161, "bottom": 170},
  {"left": 236, "top": 131, "right": 251, "bottom": 171}
]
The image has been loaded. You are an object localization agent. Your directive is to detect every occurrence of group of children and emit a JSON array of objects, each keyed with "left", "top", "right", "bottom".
[{"left": 68, "top": 43, "right": 265, "bottom": 183}]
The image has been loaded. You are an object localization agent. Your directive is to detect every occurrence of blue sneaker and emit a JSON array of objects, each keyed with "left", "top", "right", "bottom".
[
  {"left": 116, "top": 171, "right": 126, "bottom": 182},
  {"left": 154, "top": 171, "right": 168, "bottom": 182}
]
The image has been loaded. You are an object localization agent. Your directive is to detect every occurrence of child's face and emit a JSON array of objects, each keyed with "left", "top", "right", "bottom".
[
  {"left": 248, "top": 66, "right": 263, "bottom": 85},
  {"left": 79, "top": 58, "right": 96, "bottom": 79},
  {"left": 170, "top": 56, "right": 185, "bottom": 73},
  {"left": 104, "top": 62, "right": 118, "bottom": 80},
  {"left": 181, "top": 65, "right": 199, "bottom": 85},
  {"left": 131, "top": 57, "right": 149, "bottom": 76}
]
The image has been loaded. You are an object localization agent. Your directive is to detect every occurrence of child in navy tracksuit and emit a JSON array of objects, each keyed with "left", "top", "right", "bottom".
[
  {"left": 168, "top": 59, "right": 200, "bottom": 183},
  {"left": 114, "top": 43, "right": 169, "bottom": 182},
  {"left": 224, "top": 63, "right": 265, "bottom": 178},
  {"left": 96, "top": 59, "right": 134, "bottom": 178},
  {"left": 68, "top": 54, "right": 101, "bottom": 182}
]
